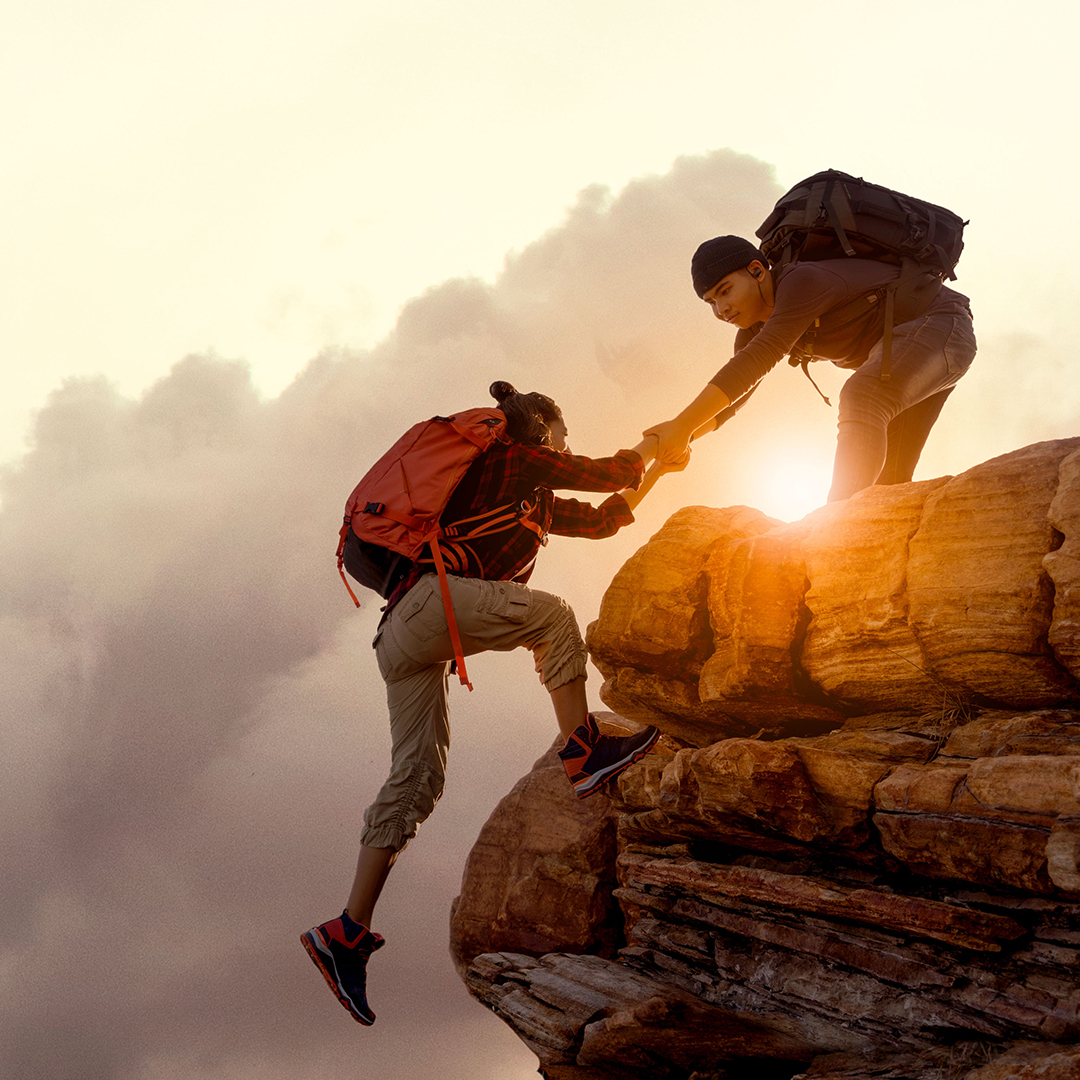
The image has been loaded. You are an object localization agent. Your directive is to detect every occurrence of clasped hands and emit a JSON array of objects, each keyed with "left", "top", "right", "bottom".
[{"left": 642, "top": 419, "right": 693, "bottom": 472}]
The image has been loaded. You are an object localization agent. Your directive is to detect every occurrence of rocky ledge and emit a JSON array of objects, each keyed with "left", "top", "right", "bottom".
[{"left": 450, "top": 439, "right": 1080, "bottom": 1080}]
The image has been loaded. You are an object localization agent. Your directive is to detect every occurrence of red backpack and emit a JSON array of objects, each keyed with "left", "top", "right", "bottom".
[{"left": 337, "top": 408, "right": 539, "bottom": 690}]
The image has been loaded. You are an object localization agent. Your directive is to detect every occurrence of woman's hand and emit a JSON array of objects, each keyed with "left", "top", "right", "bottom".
[{"left": 655, "top": 447, "right": 692, "bottom": 473}]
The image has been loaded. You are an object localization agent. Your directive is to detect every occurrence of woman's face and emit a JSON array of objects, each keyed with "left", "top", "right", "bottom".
[{"left": 548, "top": 417, "right": 569, "bottom": 452}]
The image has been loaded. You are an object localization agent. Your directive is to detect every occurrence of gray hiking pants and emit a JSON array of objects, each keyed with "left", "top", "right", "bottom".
[
  {"left": 361, "top": 573, "right": 586, "bottom": 852},
  {"left": 828, "top": 302, "right": 977, "bottom": 501}
]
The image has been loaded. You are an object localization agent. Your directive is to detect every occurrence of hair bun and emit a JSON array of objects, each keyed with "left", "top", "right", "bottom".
[{"left": 489, "top": 381, "right": 517, "bottom": 403}]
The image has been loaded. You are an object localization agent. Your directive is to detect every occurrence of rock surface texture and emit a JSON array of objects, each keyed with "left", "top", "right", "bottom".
[{"left": 451, "top": 440, "right": 1080, "bottom": 1080}]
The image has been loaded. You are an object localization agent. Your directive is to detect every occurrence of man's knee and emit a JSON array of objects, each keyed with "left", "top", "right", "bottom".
[{"left": 837, "top": 367, "right": 910, "bottom": 432}]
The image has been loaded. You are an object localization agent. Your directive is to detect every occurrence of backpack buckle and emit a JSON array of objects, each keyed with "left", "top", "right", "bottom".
[{"left": 363, "top": 502, "right": 386, "bottom": 515}]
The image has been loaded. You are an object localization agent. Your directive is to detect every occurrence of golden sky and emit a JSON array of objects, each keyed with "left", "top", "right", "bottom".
[
  {"left": 2, "top": 4, "right": 1079, "bottom": 1079},
  {"left": 3, "top": 0, "right": 1078, "bottom": 479}
]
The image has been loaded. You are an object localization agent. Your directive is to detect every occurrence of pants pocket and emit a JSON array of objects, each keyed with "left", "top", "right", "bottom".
[
  {"left": 396, "top": 577, "right": 448, "bottom": 642},
  {"left": 475, "top": 580, "right": 532, "bottom": 624}
]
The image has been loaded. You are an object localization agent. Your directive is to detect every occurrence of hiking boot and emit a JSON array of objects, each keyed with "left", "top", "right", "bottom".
[
  {"left": 301, "top": 911, "right": 385, "bottom": 1025},
  {"left": 557, "top": 714, "right": 660, "bottom": 799}
]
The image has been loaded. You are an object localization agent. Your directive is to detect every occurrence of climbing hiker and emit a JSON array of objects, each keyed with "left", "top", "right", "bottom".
[{"left": 302, "top": 380, "right": 679, "bottom": 1025}]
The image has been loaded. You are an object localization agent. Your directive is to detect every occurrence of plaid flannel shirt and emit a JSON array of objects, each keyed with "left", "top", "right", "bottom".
[{"left": 385, "top": 443, "right": 644, "bottom": 611}]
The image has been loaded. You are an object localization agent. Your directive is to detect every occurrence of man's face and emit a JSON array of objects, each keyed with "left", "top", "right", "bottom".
[{"left": 701, "top": 263, "right": 770, "bottom": 329}]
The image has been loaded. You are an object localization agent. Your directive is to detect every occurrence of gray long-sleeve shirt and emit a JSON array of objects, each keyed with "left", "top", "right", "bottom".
[{"left": 710, "top": 259, "right": 971, "bottom": 404}]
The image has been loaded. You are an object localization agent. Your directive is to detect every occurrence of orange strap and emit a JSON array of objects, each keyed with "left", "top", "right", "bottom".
[
  {"left": 429, "top": 536, "right": 473, "bottom": 691},
  {"left": 338, "top": 564, "right": 361, "bottom": 607},
  {"left": 337, "top": 520, "right": 361, "bottom": 608},
  {"left": 338, "top": 495, "right": 544, "bottom": 690}
]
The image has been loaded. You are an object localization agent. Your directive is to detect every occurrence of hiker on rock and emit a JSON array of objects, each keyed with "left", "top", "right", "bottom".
[
  {"left": 646, "top": 196, "right": 977, "bottom": 502},
  {"left": 302, "top": 380, "right": 677, "bottom": 1026}
]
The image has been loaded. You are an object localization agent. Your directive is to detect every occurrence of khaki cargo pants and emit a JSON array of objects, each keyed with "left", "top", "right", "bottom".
[{"left": 361, "top": 573, "right": 587, "bottom": 852}]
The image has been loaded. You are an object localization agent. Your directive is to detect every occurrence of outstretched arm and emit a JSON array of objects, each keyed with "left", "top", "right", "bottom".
[
  {"left": 519, "top": 434, "right": 659, "bottom": 495},
  {"left": 549, "top": 444, "right": 684, "bottom": 539},
  {"left": 619, "top": 453, "right": 688, "bottom": 511},
  {"left": 544, "top": 434, "right": 687, "bottom": 538},
  {"left": 644, "top": 383, "right": 731, "bottom": 464},
  {"left": 628, "top": 432, "right": 661, "bottom": 468}
]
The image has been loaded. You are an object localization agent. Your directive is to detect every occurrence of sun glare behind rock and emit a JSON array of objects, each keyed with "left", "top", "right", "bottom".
[{"left": 754, "top": 448, "right": 833, "bottom": 522}]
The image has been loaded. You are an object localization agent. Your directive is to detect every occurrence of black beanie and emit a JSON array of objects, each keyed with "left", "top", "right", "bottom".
[{"left": 691, "top": 235, "right": 768, "bottom": 298}]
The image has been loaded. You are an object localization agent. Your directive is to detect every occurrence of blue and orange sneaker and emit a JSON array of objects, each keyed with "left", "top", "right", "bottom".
[
  {"left": 301, "top": 911, "right": 385, "bottom": 1025},
  {"left": 557, "top": 714, "right": 660, "bottom": 799}
]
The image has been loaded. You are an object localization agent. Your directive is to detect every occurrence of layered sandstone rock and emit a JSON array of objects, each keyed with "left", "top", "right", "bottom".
[
  {"left": 453, "top": 441, "right": 1080, "bottom": 1080},
  {"left": 449, "top": 719, "right": 623, "bottom": 970}
]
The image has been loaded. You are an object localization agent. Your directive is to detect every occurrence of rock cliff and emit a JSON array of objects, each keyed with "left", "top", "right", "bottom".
[{"left": 450, "top": 439, "right": 1080, "bottom": 1080}]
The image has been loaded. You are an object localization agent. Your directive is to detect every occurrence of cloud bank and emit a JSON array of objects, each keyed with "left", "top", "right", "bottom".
[{"left": 0, "top": 148, "right": 1058, "bottom": 1079}]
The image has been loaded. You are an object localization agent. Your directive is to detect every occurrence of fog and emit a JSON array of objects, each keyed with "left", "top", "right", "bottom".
[{"left": 2, "top": 148, "right": 1074, "bottom": 1079}]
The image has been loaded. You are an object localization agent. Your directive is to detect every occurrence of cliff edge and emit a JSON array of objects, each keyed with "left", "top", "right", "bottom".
[{"left": 451, "top": 438, "right": 1080, "bottom": 1080}]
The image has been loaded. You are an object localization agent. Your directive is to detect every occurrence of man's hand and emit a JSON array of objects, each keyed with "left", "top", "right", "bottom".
[
  {"left": 645, "top": 384, "right": 731, "bottom": 463},
  {"left": 643, "top": 419, "right": 692, "bottom": 465}
]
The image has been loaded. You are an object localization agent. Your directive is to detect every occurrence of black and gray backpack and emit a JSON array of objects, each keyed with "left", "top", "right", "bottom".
[{"left": 756, "top": 170, "right": 967, "bottom": 381}]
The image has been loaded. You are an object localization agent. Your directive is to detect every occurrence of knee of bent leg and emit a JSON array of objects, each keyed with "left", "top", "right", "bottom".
[
  {"left": 528, "top": 592, "right": 587, "bottom": 691},
  {"left": 837, "top": 370, "right": 899, "bottom": 428}
]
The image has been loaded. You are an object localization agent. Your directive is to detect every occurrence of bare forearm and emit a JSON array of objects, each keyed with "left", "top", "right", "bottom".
[
  {"left": 644, "top": 384, "right": 730, "bottom": 462},
  {"left": 629, "top": 432, "right": 660, "bottom": 466},
  {"left": 691, "top": 415, "right": 720, "bottom": 442},
  {"left": 672, "top": 384, "right": 731, "bottom": 441},
  {"left": 619, "top": 460, "right": 667, "bottom": 511}
]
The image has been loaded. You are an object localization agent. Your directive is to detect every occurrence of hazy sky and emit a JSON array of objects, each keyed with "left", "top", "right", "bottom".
[{"left": 3, "top": 3, "right": 1079, "bottom": 1079}]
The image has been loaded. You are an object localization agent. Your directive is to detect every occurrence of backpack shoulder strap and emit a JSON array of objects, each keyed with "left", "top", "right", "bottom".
[{"left": 429, "top": 537, "right": 472, "bottom": 691}]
